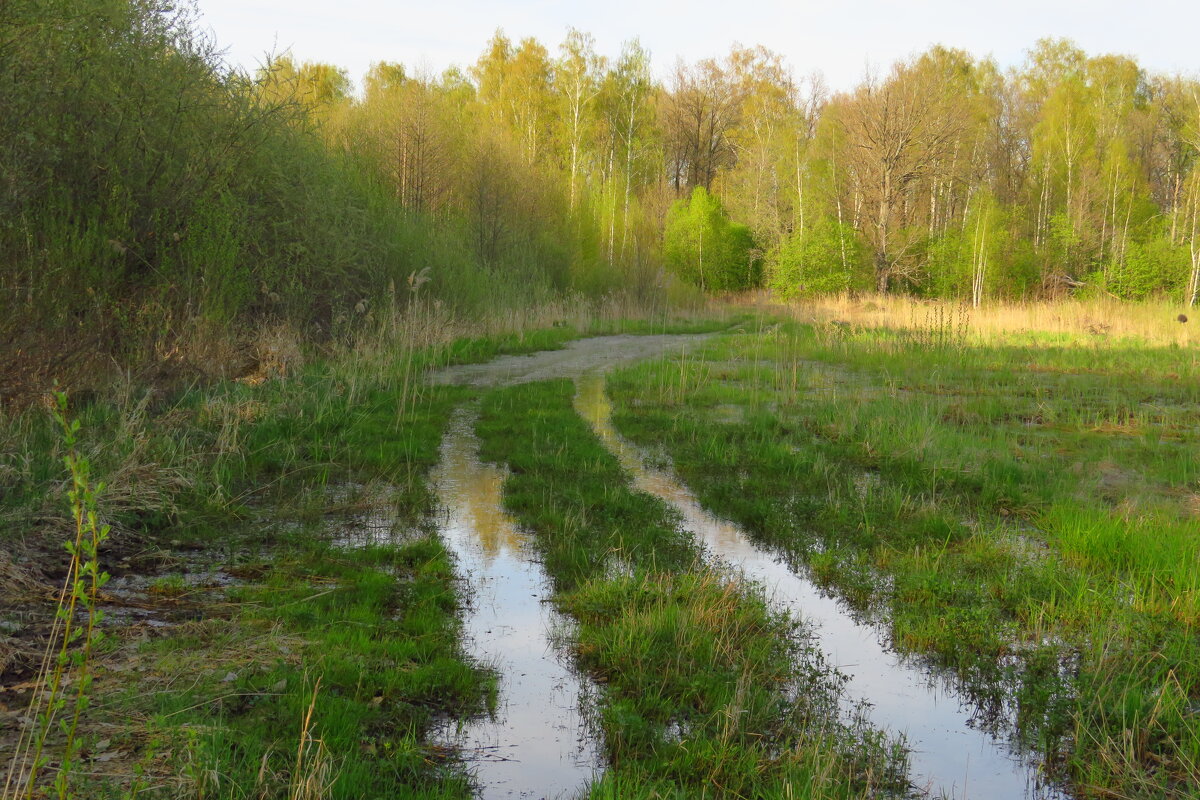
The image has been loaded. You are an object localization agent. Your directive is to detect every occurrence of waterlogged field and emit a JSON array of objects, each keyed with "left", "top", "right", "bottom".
[
  {"left": 1, "top": 304, "right": 1196, "bottom": 799},
  {"left": 606, "top": 314, "right": 1199, "bottom": 798}
]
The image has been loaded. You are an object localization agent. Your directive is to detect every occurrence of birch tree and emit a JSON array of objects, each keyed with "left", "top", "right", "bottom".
[{"left": 556, "top": 29, "right": 605, "bottom": 209}]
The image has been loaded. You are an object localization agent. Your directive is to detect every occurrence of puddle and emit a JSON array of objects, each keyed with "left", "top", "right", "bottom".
[
  {"left": 93, "top": 551, "right": 246, "bottom": 632},
  {"left": 575, "top": 373, "right": 1070, "bottom": 800},
  {"left": 853, "top": 469, "right": 884, "bottom": 499},
  {"left": 427, "top": 334, "right": 712, "bottom": 387},
  {"left": 432, "top": 409, "right": 601, "bottom": 799},
  {"left": 324, "top": 483, "right": 418, "bottom": 550}
]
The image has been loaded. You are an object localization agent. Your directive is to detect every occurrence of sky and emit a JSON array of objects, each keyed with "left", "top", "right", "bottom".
[{"left": 194, "top": 0, "right": 1199, "bottom": 92}]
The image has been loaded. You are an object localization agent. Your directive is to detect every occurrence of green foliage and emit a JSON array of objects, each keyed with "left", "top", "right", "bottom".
[
  {"left": 5, "top": 3, "right": 1200, "bottom": 379},
  {"left": 1104, "top": 229, "right": 1192, "bottom": 300},
  {"left": 256, "top": 55, "right": 352, "bottom": 119},
  {"left": 0, "top": 1, "right": 661, "bottom": 404},
  {"left": 663, "top": 187, "right": 759, "bottom": 292},
  {"left": 1, "top": 1, "right": 376, "bottom": 344},
  {"left": 766, "top": 218, "right": 865, "bottom": 298},
  {"left": 4, "top": 393, "right": 112, "bottom": 799},
  {"left": 164, "top": 537, "right": 487, "bottom": 799}
]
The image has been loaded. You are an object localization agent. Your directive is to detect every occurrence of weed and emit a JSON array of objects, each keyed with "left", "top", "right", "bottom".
[{"left": 4, "top": 393, "right": 111, "bottom": 799}]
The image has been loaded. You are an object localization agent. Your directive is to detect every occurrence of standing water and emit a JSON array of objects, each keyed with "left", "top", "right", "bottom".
[
  {"left": 433, "top": 409, "right": 601, "bottom": 799},
  {"left": 575, "top": 372, "right": 1068, "bottom": 800}
]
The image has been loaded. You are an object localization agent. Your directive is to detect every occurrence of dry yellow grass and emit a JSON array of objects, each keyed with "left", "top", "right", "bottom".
[{"left": 749, "top": 292, "right": 1195, "bottom": 347}]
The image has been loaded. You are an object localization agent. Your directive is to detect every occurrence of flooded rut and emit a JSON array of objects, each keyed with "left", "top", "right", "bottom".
[
  {"left": 432, "top": 409, "right": 601, "bottom": 799},
  {"left": 428, "top": 335, "right": 1068, "bottom": 799},
  {"left": 575, "top": 372, "right": 1068, "bottom": 800}
]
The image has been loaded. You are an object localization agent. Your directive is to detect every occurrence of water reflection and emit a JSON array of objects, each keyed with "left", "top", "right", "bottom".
[
  {"left": 575, "top": 372, "right": 1068, "bottom": 800},
  {"left": 433, "top": 408, "right": 601, "bottom": 799},
  {"left": 438, "top": 432, "right": 526, "bottom": 560}
]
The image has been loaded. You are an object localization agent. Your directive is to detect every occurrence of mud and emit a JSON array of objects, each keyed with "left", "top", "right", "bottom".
[{"left": 426, "top": 334, "right": 712, "bottom": 387}]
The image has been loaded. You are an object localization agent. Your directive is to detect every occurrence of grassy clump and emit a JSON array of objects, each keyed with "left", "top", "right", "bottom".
[
  {"left": 120, "top": 535, "right": 489, "bottom": 800},
  {"left": 607, "top": 319, "right": 1199, "bottom": 798},
  {"left": 478, "top": 381, "right": 696, "bottom": 588},
  {"left": 477, "top": 380, "right": 906, "bottom": 798}
]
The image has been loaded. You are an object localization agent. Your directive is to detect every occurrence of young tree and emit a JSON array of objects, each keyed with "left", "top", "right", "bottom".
[
  {"left": 766, "top": 217, "right": 861, "bottom": 298},
  {"left": 663, "top": 186, "right": 757, "bottom": 291},
  {"left": 364, "top": 61, "right": 407, "bottom": 101},
  {"left": 598, "top": 40, "right": 657, "bottom": 261},
  {"left": 473, "top": 32, "right": 554, "bottom": 164},
  {"left": 349, "top": 72, "right": 461, "bottom": 215},
  {"left": 258, "top": 56, "right": 351, "bottom": 123},
  {"left": 556, "top": 29, "right": 605, "bottom": 208},
  {"left": 718, "top": 46, "right": 801, "bottom": 250},
  {"left": 662, "top": 56, "right": 741, "bottom": 193}
]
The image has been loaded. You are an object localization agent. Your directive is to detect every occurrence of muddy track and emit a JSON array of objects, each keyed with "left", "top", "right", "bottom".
[
  {"left": 576, "top": 372, "right": 1068, "bottom": 800},
  {"left": 431, "top": 408, "right": 601, "bottom": 799},
  {"left": 429, "top": 334, "right": 1070, "bottom": 799},
  {"left": 427, "top": 333, "right": 713, "bottom": 388}
]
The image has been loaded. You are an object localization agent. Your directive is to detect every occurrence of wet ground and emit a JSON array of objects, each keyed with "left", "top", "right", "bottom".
[
  {"left": 0, "top": 545, "right": 249, "bottom": 788},
  {"left": 427, "top": 334, "right": 1073, "bottom": 799},
  {"left": 427, "top": 334, "right": 712, "bottom": 388},
  {"left": 575, "top": 372, "right": 1068, "bottom": 800},
  {"left": 431, "top": 409, "right": 602, "bottom": 799}
]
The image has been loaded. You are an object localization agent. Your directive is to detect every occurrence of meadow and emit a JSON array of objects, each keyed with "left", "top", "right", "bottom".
[
  {"left": 1, "top": 296, "right": 1196, "bottom": 799},
  {"left": 608, "top": 298, "right": 1199, "bottom": 798},
  {"left": 6, "top": 3, "right": 1198, "bottom": 797}
]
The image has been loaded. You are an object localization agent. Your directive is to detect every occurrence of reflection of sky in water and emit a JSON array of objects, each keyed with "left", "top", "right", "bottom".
[
  {"left": 575, "top": 372, "right": 1069, "bottom": 800},
  {"left": 433, "top": 410, "right": 601, "bottom": 799}
]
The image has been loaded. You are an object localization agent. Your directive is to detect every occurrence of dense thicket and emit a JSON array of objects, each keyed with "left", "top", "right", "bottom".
[{"left": 0, "top": 3, "right": 649, "bottom": 403}]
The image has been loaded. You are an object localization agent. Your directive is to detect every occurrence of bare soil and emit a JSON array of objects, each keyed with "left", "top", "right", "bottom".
[{"left": 427, "top": 333, "right": 713, "bottom": 387}]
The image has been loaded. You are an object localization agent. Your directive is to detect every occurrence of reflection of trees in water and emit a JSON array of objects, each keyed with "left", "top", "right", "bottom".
[
  {"left": 576, "top": 373, "right": 760, "bottom": 556},
  {"left": 439, "top": 420, "right": 526, "bottom": 559}
]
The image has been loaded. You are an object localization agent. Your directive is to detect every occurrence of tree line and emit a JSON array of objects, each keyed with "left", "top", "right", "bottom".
[
  {"left": 284, "top": 31, "right": 1199, "bottom": 305},
  {"left": 4, "top": 2, "right": 1200, "bottom": 399},
  {"left": 0, "top": 3, "right": 652, "bottom": 402}
]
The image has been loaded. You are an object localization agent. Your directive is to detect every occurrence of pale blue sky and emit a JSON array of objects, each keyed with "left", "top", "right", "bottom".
[{"left": 195, "top": 0, "right": 1198, "bottom": 91}]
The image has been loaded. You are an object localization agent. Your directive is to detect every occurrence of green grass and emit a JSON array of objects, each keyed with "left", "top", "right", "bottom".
[
  {"left": 437, "top": 326, "right": 584, "bottom": 366},
  {"left": 0, "top": 322, "right": 754, "bottom": 797},
  {"left": 120, "top": 535, "right": 488, "bottom": 799},
  {"left": 106, "top": 379, "right": 493, "bottom": 797},
  {"left": 1, "top": 333, "right": 489, "bottom": 796},
  {"left": 2, "top": 321, "right": 712, "bottom": 547},
  {"left": 476, "top": 380, "right": 907, "bottom": 799},
  {"left": 10, "top": 316, "right": 1196, "bottom": 797},
  {"left": 606, "top": 320, "right": 1200, "bottom": 798}
]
